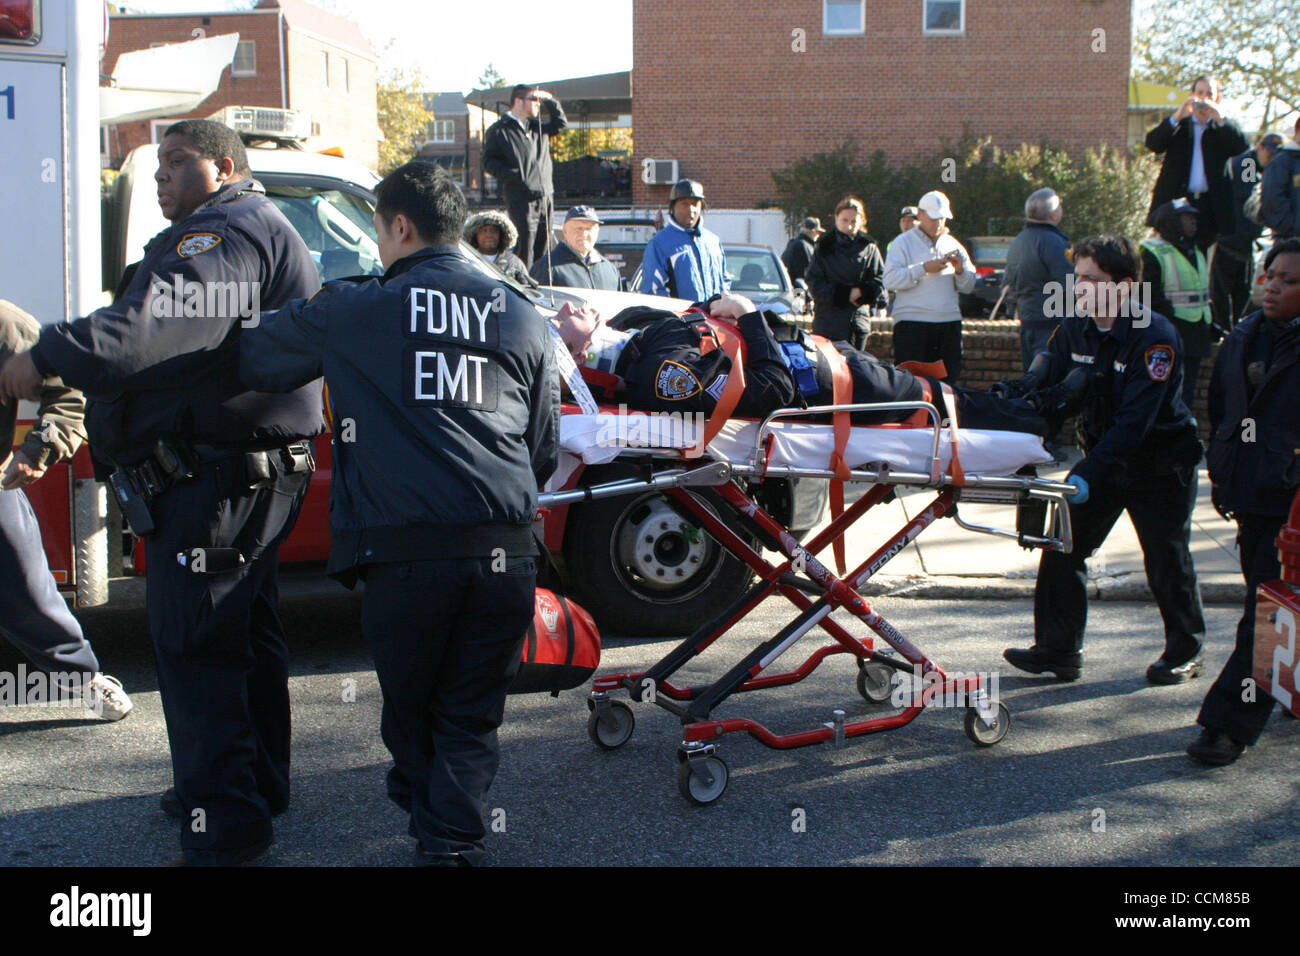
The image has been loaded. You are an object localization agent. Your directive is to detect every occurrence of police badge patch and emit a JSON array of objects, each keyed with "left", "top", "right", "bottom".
[
  {"left": 655, "top": 360, "right": 702, "bottom": 400},
  {"left": 1144, "top": 345, "right": 1174, "bottom": 382},
  {"left": 176, "top": 233, "right": 223, "bottom": 257}
]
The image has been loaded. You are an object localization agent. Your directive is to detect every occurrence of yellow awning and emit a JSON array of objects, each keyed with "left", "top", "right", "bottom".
[{"left": 1129, "top": 78, "right": 1186, "bottom": 112}]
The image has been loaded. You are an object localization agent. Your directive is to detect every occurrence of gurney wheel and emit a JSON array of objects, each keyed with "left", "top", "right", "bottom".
[
  {"left": 856, "top": 661, "right": 896, "bottom": 704},
  {"left": 587, "top": 700, "right": 635, "bottom": 750},
  {"left": 964, "top": 701, "right": 1011, "bottom": 747},
  {"left": 677, "top": 755, "right": 729, "bottom": 806}
]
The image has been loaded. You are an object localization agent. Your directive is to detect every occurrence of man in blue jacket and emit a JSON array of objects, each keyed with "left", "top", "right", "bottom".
[
  {"left": 1003, "top": 188, "right": 1072, "bottom": 371},
  {"left": 239, "top": 162, "right": 559, "bottom": 865},
  {"left": 640, "top": 179, "right": 728, "bottom": 301}
]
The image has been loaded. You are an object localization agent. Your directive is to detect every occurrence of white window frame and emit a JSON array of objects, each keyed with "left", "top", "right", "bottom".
[
  {"left": 232, "top": 40, "right": 256, "bottom": 77},
  {"left": 428, "top": 119, "right": 455, "bottom": 144},
  {"left": 342, "top": 57, "right": 349, "bottom": 93},
  {"left": 150, "top": 119, "right": 180, "bottom": 143},
  {"left": 823, "top": 0, "right": 865, "bottom": 36},
  {"left": 923, "top": 0, "right": 965, "bottom": 35},
  {"left": 322, "top": 51, "right": 330, "bottom": 89}
]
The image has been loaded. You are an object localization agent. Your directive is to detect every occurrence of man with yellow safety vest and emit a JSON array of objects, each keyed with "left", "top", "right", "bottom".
[{"left": 1140, "top": 198, "right": 1220, "bottom": 409}]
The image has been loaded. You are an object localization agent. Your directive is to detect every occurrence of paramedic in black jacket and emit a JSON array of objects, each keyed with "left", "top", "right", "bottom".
[
  {"left": 1188, "top": 238, "right": 1300, "bottom": 765},
  {"left": 1000, "top": 235, "right": 1207, "bottom": 685},
  {"left": 552, "top": 294, "right": 1052, "bottom": 435},
  {"left": 0, "top": 120, "right": 322, "bottom": 866},
  {"left": 239, "top": 162, "right": 559, "bottom": 866}
]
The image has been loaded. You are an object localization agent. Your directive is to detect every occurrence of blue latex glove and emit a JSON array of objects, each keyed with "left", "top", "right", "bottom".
[{"left": 1066, "top": 474, "right": 1089, "bottom": 504}]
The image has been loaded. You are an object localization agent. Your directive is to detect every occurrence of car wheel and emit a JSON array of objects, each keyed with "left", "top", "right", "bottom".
[{"left": 562, "top": 465, "right": 756, "bottom": 637}]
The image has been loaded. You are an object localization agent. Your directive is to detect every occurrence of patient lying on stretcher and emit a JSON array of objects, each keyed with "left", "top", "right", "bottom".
[{"left": 550, "top": 293, "right": 1084, "bottom": 438}]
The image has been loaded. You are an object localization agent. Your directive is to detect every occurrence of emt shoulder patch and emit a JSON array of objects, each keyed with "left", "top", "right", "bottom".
[
  {"left": 654, "top": 360, "right": 702, "bottom": 400},
  {"left": 1144, "top": 344, "right": 1174, "bottom": 382},
  {"left": 177, "top": 233, "right": 223, "bottom": 257}
]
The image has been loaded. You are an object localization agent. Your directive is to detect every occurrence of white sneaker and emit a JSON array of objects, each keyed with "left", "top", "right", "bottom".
[{"left": 84, "top": 673, "right": 133, "bottom": 721}]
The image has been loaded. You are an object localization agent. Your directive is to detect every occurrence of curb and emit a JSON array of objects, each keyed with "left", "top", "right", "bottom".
[{"left": 863, "top": 573, "right": 1246, "bottom": 604}]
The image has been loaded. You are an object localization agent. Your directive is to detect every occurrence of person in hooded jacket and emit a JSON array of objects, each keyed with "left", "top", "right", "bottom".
[
  {"left": 806, "top": 197, "right": 885, "bottom": 351},
  {"left": 1141, "top": 198, "right": 1217, "bottom": 408},
  {"left": 463, "top": 209, "right": 537, "bottom": 288}
]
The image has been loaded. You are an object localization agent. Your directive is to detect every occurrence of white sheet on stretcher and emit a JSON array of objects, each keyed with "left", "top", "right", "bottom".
[{"left": 559, "top": 412, "right": 1052, "bottom": 477}]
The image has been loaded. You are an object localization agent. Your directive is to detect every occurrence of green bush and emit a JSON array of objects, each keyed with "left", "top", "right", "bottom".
[{"left": 770, "top": 133, "right": 1159, "bottom": 245}]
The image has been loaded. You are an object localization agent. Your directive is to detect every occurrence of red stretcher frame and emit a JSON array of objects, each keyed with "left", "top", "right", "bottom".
[{"left": 540, "top": 400, "right": 1079, "bottom": 804}]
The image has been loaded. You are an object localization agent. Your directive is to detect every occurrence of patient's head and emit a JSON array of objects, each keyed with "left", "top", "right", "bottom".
[{"left": 551, "top": 302, "right": 604, "bottom": 363}]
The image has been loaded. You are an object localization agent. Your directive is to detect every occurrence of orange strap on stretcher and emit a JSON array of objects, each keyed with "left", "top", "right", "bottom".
[
  {"left": 812, "top": 336, "right": 853, "bottom": 575},
  {"left": 696, "top": 319, "right": 747, "bottom": 455},
  {"left": 896, "top": 360, "right": 965, "bottom": 485}
]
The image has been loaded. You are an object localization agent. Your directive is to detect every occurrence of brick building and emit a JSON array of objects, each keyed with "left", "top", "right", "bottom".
[
  {"left": 415, "top": 92, "right": 493, "bottom": 199},
  {"left": 103, "top": 0, "right": 379, "bottom": 170},
  {"left": 632, "top": 0, "right": 1132, "bottom": 207}
]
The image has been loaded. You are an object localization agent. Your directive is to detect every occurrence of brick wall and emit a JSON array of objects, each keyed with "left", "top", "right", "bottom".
[
  {"left": 285, "top": 29, "right": 378, "bottom": 170},
  {"left": 102, "top": 10, "right": 378, "bottom": 171},
  {"left": 632, "top": 0, "right": 1131, "bottom": 208}
]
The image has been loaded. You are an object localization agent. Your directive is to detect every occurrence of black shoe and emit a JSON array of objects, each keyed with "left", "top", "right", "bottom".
[
  {"left": 1186, "top": 728, "right": 1245, "bottom": 766},
  {"left": 1146, "top": 656, "right": 1204, "bottom": 685},
  {"left": 165, "top": 837, "right": 272, "bottom": 867},
  {"left": 415, "top": 842, "right": 471, "bottom": 867},
  {"left": 1003, "top": 646, "right": 1082, "bottom": 681},
  {"left": 160, "top": 787, "right": 287, "bottom": 819}
]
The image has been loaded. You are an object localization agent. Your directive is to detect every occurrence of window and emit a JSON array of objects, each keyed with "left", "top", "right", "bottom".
[
  {"left": 428, "top": 119, "right": 455, "bottom": 144},
  {"left": 262, "top": 184, "right": 383, "bottom": 281},
  {"left": 823, "top": 0, "right": 864, "bottom": 35},
  {"left": 924, "top": 0, "right": 964, "bottom": 34},
  {"left": 232, "top": 40, "right": 256, "bottom": 77},
  {"left": 343, "top": 58, "right": 349, "bottom": 92},
  {"left": 322, "top": 51, "right": 330, "bottom": 89},
  {"left": 427, "top": 155, "right": 466, "bottom": 186}
]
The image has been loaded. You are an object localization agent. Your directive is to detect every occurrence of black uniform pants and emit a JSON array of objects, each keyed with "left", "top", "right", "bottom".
[
  {"left": 1209, "top": 243, "right": 1252, "bottom": 331},
  {"left": 892, "top": 319, "right": 962, "bottom": 383},
  {"left": 1197, "top": 514, "right": 1283, "bottom": 745},
  {"left": 144, "top": 459, "right": 308, "bottom": 855},
  {"left": 508, "top": 193, "right": 553, "bottom": 269},
  {"left": 1035, "top": 467, "right": 1205, "bottom": 659},
  {"left": 360, "top": 555, "right": 535, "bottom": 865},
  {"left": 0, "top": 488, "right": 100, "bottom": 676}
]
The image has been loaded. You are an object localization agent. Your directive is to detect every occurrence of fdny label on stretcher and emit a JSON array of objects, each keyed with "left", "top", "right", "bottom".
[{"left": 404, "top": 346, "right": 497, "bottom": 411}]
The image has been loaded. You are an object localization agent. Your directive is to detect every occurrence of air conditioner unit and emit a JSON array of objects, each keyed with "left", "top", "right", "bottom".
[{"left": 641, "top": 158, "right": 679, "bottom": 185}]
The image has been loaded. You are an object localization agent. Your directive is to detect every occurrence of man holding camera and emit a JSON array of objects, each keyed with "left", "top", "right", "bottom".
[
  {"left": 1145, "top": 75, "right": 1249, "bottom": 253},
  {"left": 882, "top": 191, "right": 975, "bottom": 383}
]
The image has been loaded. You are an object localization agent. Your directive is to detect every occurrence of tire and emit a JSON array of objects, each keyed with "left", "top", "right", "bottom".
[
  {"left": 964, "top": 701, "right": 1011, "bottom": 747},
  {"left": 562, "top": 465, "right": 756, "bottom": 637}
]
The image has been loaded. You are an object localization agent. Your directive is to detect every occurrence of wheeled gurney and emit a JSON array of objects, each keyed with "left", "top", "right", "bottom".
[{"left": 537, "top": 397, "right": 1079, "bottom": 805}]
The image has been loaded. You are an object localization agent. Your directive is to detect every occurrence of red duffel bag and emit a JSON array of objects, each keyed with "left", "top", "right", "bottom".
[{"left": 509, "top": 589, "right": 602, "bottom": 695}]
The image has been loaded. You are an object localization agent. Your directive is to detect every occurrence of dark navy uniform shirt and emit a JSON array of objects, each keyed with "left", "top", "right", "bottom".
[
  {"left": 1041, "top": 306, "right": 1199, "bottom": 487},
  {"left": 239, "top": 244, "right": 560, "bottom": 582},
  {"left": 31, "top": 179, "right": 324, "bottom": 468}
]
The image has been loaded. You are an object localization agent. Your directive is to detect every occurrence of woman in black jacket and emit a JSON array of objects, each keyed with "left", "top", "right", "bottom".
[{"left": 806, "top": 196, "right": 886, "bottom": 351}]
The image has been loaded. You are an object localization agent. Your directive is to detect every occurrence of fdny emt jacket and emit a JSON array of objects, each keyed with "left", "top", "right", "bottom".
[
  {"left": 30, "top": 179, "right": 324, "bottom": 471},
  {"left": 1039, "top": 306, "right": 1200, "bottom": 488},
  {"left": 239, "top": 244, "right": 560, "bottom": 583}
]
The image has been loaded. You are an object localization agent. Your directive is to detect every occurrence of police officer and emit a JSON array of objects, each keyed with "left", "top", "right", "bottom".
[
  {"left": 552, "top": 295, "right": 1056, "bottom": 435},
  {"left": 1000, "top": 235, "right": 1207, "bottom": 684},
  {"left": 1188, "top": 237, "right": 1300, "bottom": 765},
  {"left": 0, "top": 300, "right": 132, "bottom": 721},
  {"left": 0, "top": 120, "right": 322, "bottom": 865},
  {"left": 239, "top": 162, "right": 559, "bottom": 866},
  {"left": 640, "top": 180, "right": 729, "bottom": 301}
]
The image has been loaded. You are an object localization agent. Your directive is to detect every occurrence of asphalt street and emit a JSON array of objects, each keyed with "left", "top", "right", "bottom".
[{"left": 0, "top": 583, "right": 1296, "bottom": 867}]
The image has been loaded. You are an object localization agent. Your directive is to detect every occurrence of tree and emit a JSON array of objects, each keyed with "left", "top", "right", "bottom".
[
  {"left": 769, "top": 136, "right": 1159, "bottom": 245},
  {"left": 377, "top": 67, "right": 432, "bottom": 175},
  {"left": 477, "top": 63, "right": 508, "bottom": 91},
  {"left": 550, "top": 128, "right": 633, "bottom": 163},
  {"left": 1134, "top": 0, "right": 1300, "bottom": 133}
]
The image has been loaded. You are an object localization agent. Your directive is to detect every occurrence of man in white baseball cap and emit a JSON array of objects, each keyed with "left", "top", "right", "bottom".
[{"left": 882, "top": 190, "right": 976, "bottom": 381}]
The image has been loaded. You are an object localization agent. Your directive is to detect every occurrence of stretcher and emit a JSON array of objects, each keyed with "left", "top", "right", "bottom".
[{"left": 538, "top": 391, "right": 1079, "bottom": 806}]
